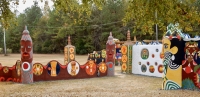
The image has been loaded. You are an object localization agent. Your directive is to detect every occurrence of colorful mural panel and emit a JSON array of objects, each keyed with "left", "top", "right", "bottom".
[{"left": 132, "top": 44, "right": 163, "bottom": 77}]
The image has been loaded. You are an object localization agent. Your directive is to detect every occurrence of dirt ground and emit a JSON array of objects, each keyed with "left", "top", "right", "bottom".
[{"left": 0, "top": 54, "right": 200, "bottom": 97}]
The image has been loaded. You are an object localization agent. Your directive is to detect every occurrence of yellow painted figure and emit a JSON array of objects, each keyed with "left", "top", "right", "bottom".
[{"left": 162, "top": 37, "right": 182, "bottom": 90}]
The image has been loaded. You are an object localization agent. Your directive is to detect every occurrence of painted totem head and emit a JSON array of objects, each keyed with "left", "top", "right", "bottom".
[
  {"left": 20, "top": 26, "right": 33, "bottom": 63},
  {"left": 106, "top": 32, "right": 115, "bottom": 62},
  {"left": 184, "top": 42, "right": 199, "bottom": 62}
]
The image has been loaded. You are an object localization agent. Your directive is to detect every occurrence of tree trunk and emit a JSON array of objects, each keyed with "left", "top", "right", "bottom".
[{"left": 3, "top": 28, "right": 7, "bottom": 56}]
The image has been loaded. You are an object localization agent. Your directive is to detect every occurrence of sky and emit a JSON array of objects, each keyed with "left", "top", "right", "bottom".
[{"left": 12, "top": 0, "right": 54, "bottom": 13}]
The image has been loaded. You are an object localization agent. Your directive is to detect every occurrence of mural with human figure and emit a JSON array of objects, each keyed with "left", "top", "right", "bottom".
[
  {"left": 161, "top": 37, "right": 184, "bottom": 90},
  {"left": 182, "top": 40, "right": 200, "bottom": 89}
]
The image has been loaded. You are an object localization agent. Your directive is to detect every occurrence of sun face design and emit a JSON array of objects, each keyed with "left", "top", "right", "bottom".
[
  {"left": 99, "top": 63, "right": 107, "bottom": 73},
  {"left": 33, "top": 63, "right": 43, "bottom": 76}
]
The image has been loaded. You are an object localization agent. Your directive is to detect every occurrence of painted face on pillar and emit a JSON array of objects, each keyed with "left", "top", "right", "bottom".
[
  {"left": 21, "top": 40, "right": 32, "bottom": 62},
  {"left": 106, "top": 44, "right": 115, "bottom": 61}
]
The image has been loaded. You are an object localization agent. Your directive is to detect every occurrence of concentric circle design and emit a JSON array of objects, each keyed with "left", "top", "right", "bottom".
[
  {"left": 22, "top": 62, "right": 31, "bottom": 72},
  {"left": 149, "top": 65, "right": 155, "bottom": 73},
  {"left": 141, "top": 64, "right": 147, "bottom": 73},
  {"left": 158, "top": 65, "right": 164, "bottom": 73},
  {"left": 67, "top": 61, "right": 80, "bottom": 76},
  {"left": 141, "top": 48, "right": 149, "bottom": 60},
  {"left": 156, "top": 49, "right": 159, "bottom": 52},
  {"left": 99, "top": 63, "right": 107, "bottom": 73},
  {"left": 33, "top": 63, "right": 43, "bottom": 76},
  {"left": 70, "top": 54, "right": 75, "bottom": 60},
  {"left": 121, "top": 63, "right": 127, "bottom": 71},
  {"left": 121, "top": 45, "right": 127, "bottom": 55},
  {"left": 69, "top": 47, "right": 74, "bottom": 53},
  {"left": 121, "top": 55, "right": 128, "bottom": 63},
  {"left": 85, "top": 60, "right": 96, "bottom": 75},
  {"left": 3, "top": 67, "right": 9, "bottom": 73}
]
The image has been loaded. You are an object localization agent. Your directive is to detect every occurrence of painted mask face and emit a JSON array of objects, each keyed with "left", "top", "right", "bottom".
[
  {"left": 21, "top": 40, "right": 32, "bottom": 62},
  {"left": 106, "top": 44, "right": 115, "bottom": 61},
  {"left": 185, "top": 42, "right": 199, "bottom": 62},
  {"left": 162, "top": 38, "right": 178, "bottom": 54}
]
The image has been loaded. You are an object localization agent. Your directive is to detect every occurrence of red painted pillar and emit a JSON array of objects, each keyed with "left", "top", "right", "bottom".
[
  {"left": 20, "top": 26, "right": 33, "bottom": 84},
  {"left": 106, "top": 32, "right": 115, "bottom": 76}
]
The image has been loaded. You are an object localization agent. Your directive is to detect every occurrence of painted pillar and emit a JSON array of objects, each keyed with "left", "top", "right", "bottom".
[
  {"left": 162, "top": 36, "right": 184, "bottom": 90},
  {"left": 106, "top": 32, "right": 115, "bottom": 76},
  {"left": 20, "top": 26, "right": 33, "bottom": 84},
  {"left": 64, "top": 36, "right": 75, "bottom": 65},
  {"left": 121, "top": 30, "right": 133, "bottom": 73}
]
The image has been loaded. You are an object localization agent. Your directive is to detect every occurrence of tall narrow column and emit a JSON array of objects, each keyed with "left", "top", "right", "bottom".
[
  {"left": 64, "top": 36, "right": 75, "bottom": 65},
  {"left": 20, "top": 26, "right": 33, "bottom": 84},
  {"left": 106, "top": 32, "right": 115, "bottom": 76},
  {"left": 121, "top": 30, "right": 133, "bottom": 73}
]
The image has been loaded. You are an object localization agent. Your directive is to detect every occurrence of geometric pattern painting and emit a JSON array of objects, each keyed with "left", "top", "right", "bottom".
[
  {"left": 132, "top": 44, "right": 163, "bottom": 77},
  {"left": 182, "top": 40, "right": 200, "bottom": 89}
]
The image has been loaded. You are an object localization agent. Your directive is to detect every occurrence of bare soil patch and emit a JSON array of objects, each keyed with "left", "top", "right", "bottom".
[{"left": 0, "top": 54, "right": 199, "bottom": 97}]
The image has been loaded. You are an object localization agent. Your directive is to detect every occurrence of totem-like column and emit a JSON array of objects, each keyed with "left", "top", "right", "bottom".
[
  {"left": 121, "top": 30, "right": 133, "bottom": 73},
  {"left": 64, "top": 36, "right": 75, "bottom": 65},
  {"left": 20, "top": 26, "right": 33, "bottom": 84},
  {"left": 106, "top": 32, "right": 115, "bottom": 76},
  {"left": 161, "top": 30, "right": 185, "bottom": 89}
]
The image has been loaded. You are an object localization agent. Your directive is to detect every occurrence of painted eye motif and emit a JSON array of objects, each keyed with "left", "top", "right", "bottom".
[
  {"left": 28, "top": 46, "right": 31, "bottom": 48},
  {"left": 164, "top": 44, "right": 168, "bottom": 49},
  {"left": 21, "top": 46, "right": 24, "bottom": 48}
]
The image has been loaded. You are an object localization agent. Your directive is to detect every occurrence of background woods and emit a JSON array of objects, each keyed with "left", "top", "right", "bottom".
[{"left": 1, "top": 0, "right": 200, "bottom": 54}]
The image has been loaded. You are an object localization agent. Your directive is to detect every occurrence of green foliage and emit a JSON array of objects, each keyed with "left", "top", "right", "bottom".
[{"left": 123, "top": 0, "right": 200, "bottom": 36}]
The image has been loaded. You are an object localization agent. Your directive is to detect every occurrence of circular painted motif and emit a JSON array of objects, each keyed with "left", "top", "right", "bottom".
[
  {"left": 156, "top": 49, "right": 159, "bottom": 52},
  {"left": 121, "top": 55, "right": 128, "bottom": 63},
  {"left": 147, "top": 62, "right": 150, "bottom": 65},
  {"left": 152, "top": 54, "right": 155, "bottom": 58},
  {"left": 47, "top": 61, "right": 60, "bottom": 77},
  {"left": 33, "top": 63, "right": 43, "bottom": 76},
  {"left": 149, "top": 65, "right": 155, "bottom": 73},
  {"left": 95, "top": 53, "right": 99, "bottom": 58},
  {"left": 155, "top": 62, "right": 158, "bottom": 66},
  {"left": 106, "top": 62, "right": 114, "bottom": 71},
  {"left": 121, "top": 63, "right": 127, "bottom": 71},
  {"left": 121, "top": 45, "right": 127, "bottom": 55},
  {"left": 85, "top": 60, "right": 96, "bottom": 75},
  {"left": 158, "top": 65, "right": 164, "bottom": 73},
  {"left": 141, "top": 64, "right": 147, "bottom": 73},
  {"left": 16, "top": 60, "right": 21, "bottom": 76},
  {"left": 70, "top": 54, "right": 75, "bottom": 60},
  {"left": 69, "top": 47, "right": 74, "bottom": 53},
  {"left": 22, "top": 62, "right": 31, "bottom": 72},
  {"left": 101, "top": 50, "right": 106, "bottom": 58},
  {"left": 139, "top": 62, "right": 141, "bottom": 65},
  {"left": 67, "top": 61, "right": 80, "bottom": 76},
  {"left": 141, "top": 48, "right": 149, "bottom": 60},
  {"left": 99, "top": 63, "right": 107, "bottom": 73},
  {"left": 3, "top": 67, "right": 9, "bottom": 73}
]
